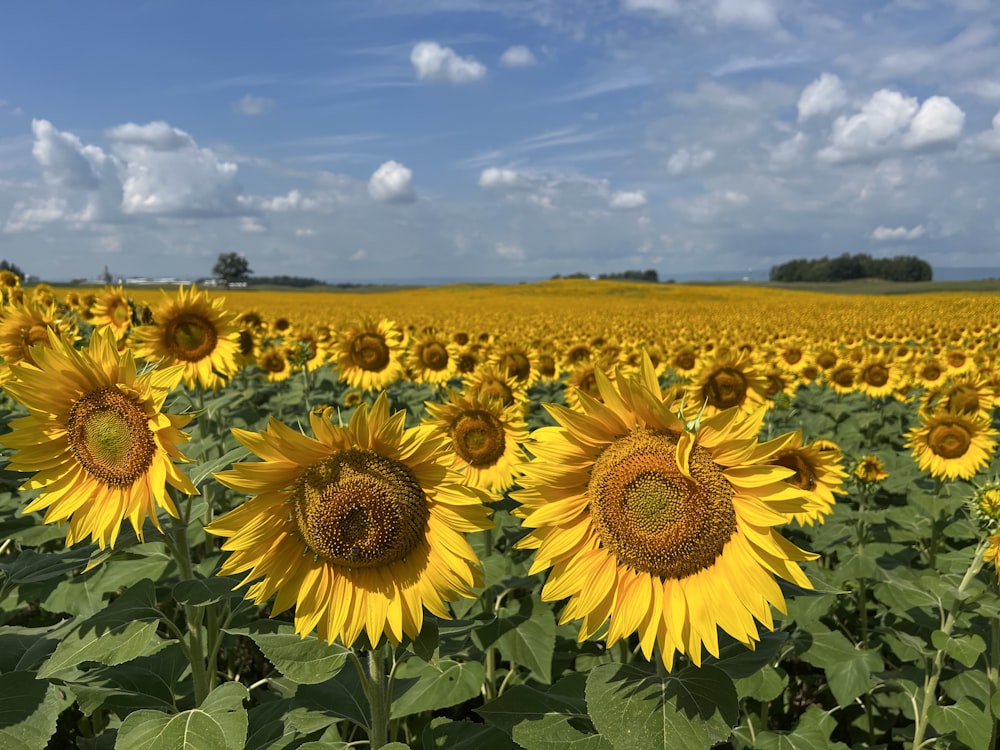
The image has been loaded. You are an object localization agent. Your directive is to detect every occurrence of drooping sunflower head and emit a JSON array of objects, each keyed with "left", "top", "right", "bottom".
[
  {"left": 971, "top": 482, "right": 1000, "bottom": 528},
  {"left": 206, "top": 394, "right": 493, "bottom": 647},
  {"left": 853, "top": 454, "right": 888, "bottom": 484},
  {"left": 922, "top": 376, "right": 993, "bottom": 419},
  {"left": 0, "top": 300, "right": 77, "bottom": 380},
  {"left": 334, "top": 318, "right": 406, "bottom": 391},
  {"left": 423, "top": 389, "right": 530, "bottom": 495},
  {"left": 0, "top": 328, "right": 197, "bottom": 548},
  {"left": 906, "top": 408, "right": 997, "bottom": 481},
  {"left": 513, "top": 354, "right": 817, "bottom": 668},
  {"left": 769, "top": 435, "right": 847, "bottom": 526},
  {"left": 257, "top": 346, "right": 293, "bottom": 382},
  {"left": 462, "top": 364, "right": 528, "bottom": 411},
  {"left": 984, "top": 533, "right": 1000, "bottom": 583},
  {"left": 130, "top": 284, "right": 241, "bottom": 390},
  {"left": 89, "top": 286, "right": 133, "bottom": 341}
]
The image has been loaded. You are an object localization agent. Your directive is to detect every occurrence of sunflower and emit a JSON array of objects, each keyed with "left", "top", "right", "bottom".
[
  {"left": 0, "top": 328, "right": 197, "bottom": 548},
  {"left": 768, "top": 435, "right": 847, "bottom": 526},
  {"left": 984, "top": 533, "right": 1000, "bottom": 583},
  {"left": 906, "top": 409, "right": 997, "bottom": 481},
  {"left": 853, "top": 455, "right": 888, "bottom": 483},
  {"left": 334, "top": 318, "right": 406, "bottom": 391},
  {"left": 0, "top": 300, "right": 77, "bottom": 380},
  {"left": 257, "top": 346, "right": 293, "bottom": 383},
  {"left": 407, "top": 332, "right": 458, "bottom": 385},
  {"left": 490, "top": 342, "right": 537, "bottom": 386},
  {"left": 971, "top": 483, "right": 1000, "bottom": 527},
  {"left": 565, "top": 360, "right": 616, "bottom": 411},
  {"left": 854, "top": 355, "right": 902, "bottom": 399},
  {"left": 89, "top": 286, "right": 133, "bottom": 341},
  {"left": 205, "top": 394, "right": 493, "bottom": 647},
  {"left": 922, "top": 376, "right": 993, "bottom": 419},
  {"left": 130, "top": 284, "right": 241, "bottom": 390},
  {"left": 687, "top": 351, "right": 769, "bottom": 418},
  {"left": 825, "top": 362, "right": 857, "bottom": 395},
  {"left": 512, "top": 357, "right": 816, "bottom": 668},
  {"left": 668, "top": 343, "right": 702, "bottom": 381},
  {"left": 462, "top": 364, "right": 528, "bottom": 410},
  {"left": 424, "top": 390, "right": 530, "bottom": 495}
]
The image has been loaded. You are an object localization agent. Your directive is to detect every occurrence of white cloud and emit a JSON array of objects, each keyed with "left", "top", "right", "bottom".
[
  {"left": 232, "top": 94, "right": 274, "bottom": 116},
  {"left": 239, "top": 216, "right": 268, "bottom": 233},
  {"left": 666, "top": 145, "right": 716, "bottom": 175},
  {"left": 294, "top": 227, "right": 317, "bottom": 237},
  {"left": 368, "top": 160, "right": 415, "bottom": 203},
  {"left": 817, "top": 90, "right": 963, "bottom": 163},
  {"left": 410, "top": 42, "right": 486, "bottom": 84},
  {"left": 478, "top": 167, "right": 524, "bottom": 189},
  {"left": 106, "top": 121, "right": 192, "bottom": 151},
  {"left": 797, "top": 73, "right": 848, "bottom": 122},
  {"left": 871, "top": 224, "right": 926, "bottom": 241},
  {"left": 969, "top": 111, "right": 1000, "bottom": 156},
  {"left": 902, "top": 96, "right": 965, "bottom": 149},
  {"left": 609, "top": 190, "right": 647, "bottom": 209},
  {"left": 496, "top": 241, "right": 525, "bottom": 260},
  {"left": 350, "top": 248, "right": 368, "bottom": 261},
  {"left": 770, "top": 132, "right": 807, "bottom": 166},
  {"left": 500, "top": 45, "right": 536, "bottom": 68},
  {"left": 712, "top": 0, "right": 779, "bottom": 30},
  {"left": 32, "top": 119, "right": 106, "bottom": 189},
  {"left": 621, "top": 0, "right": 681, "bottom": 15}
]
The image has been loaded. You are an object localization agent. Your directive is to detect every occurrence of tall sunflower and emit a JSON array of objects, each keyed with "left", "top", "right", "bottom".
[
  {"left": 423, "top": 390, "right": 529, "bottom": 495},
  {"left": 89, "top": 286, "right": 133, "bottom": 341},
  {"left": 407, "top": 331, "right": 458, "bottom": 385},
  {"left": 512, "top": 357, "right": 816, "bottom": 668},
  {"left": 687, "top": 351, "right": 769, "bottom": 417},
  {"left": 905, "top": 409, "right": 997, "bottom": 481},
  {"left": 206, "top": 394, "right": 493, "bottom": 647},
  {"left": 334, "top": 318, "right": 406, "bottom": 391},
  {"left": 0, "top": 328, "right": 197, "bottom": 548},
  {"left": 130, "top": 284, "right": 241, "bottom": 390}
]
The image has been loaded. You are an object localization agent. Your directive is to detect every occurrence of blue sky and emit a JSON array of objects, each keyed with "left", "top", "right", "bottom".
[{"left": 1, "top": 0, "right": 998, "bottom": 283}]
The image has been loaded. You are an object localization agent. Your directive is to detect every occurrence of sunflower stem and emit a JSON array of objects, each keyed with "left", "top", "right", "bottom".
[
  {"left": 911, "top": 538, "right": 988, "bottom": 750},
  {"left": 366, "top": 644, "right": 391, "bottom": 749},
  {"left": 169, "top": 509, "right": 211, "bottom": 706},
  {"left": 988, "top": 615, "right": 1000, "bottom": 750}
]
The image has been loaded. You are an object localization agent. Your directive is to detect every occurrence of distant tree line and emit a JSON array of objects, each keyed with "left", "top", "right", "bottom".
[
  {"left": 552, "top": 269, "right": 661, "bottom": 283},
  {"left": 253, "top": 275, "right": 327, "bottom": 287},
  {"left": 769, "top": 253, "right": 932, "bottom": 283},
  {"left": 1, "top": 260, "right": 25, "bottom": 281}
]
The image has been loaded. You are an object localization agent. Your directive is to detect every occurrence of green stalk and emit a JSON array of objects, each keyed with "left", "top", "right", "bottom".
[
  {"left": 911, "top": 539, "right": 988, "bottom": 749},
  {"left": 170, "top": 511, "right": 211, "bottom": 705},
  {"left": 988, "top": 616, "right": 1000, "bottom": 750},
  {"left": 351, "top": 645, "right": 392, "bottom": 748}
]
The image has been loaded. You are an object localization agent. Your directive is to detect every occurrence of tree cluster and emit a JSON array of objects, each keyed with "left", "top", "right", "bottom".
[
  {"left": 252, "top": 275, "right": 327, "bottom": 288},
  {"left": 551, "top": 269, "right": 660, "bottom": 283},
  {"left": 769, "top": 253, "right": 932, "bottom": 283}
]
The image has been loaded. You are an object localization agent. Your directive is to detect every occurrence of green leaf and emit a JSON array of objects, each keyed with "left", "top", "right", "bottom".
[
  {"left": 586, "top": 663, "right": 738, "bottom": 750},
  {"left": 70, "top": 645, "right": 190, "bottom": 717},
  {"left": 477, "top": 672, "right": 591, "bottom": 734},
  {"left": 187, "top": 444, "right": 251, "bottom": 487},
  {"left": 798, "top": 629, "right": 883, "bottom": 706},
  {"left": 928, "top": 696, "right": 993, "bottom": 750},
  {"left": 513, "top": 713, "right": 614, "bottom": 750},
  {"left": 172, "top": 576, "right": 249, "bottom": 607},
  {"left": 249, "top": 628, "right": 350, "bottom": 684},
  {"left": 423, "top": 718, "right": 520, "bottom": 750},
  {"left": 752, "top": 705, "right": 850, "bottom": 750},
  {"left": 391, "top": 658, "right": 485, "bottom": 719},
  {"left": 0, "top": 671, "right": 74, "bottom": 750},
  {"left": 931, "top": 630, "right": 987, "bottom": 669},
  {"left": 114, "top": 682, "right": 249, "bottom": 750},
  {"left": 38, "top": 579, "right": 165, "bottom": 679},
  {"left": 703, "top": 629, "right": 788, "bottom": 679},
  {"left": 0, "top": 545, "right": 93, "bottom": 585},
  {"left": 734, "top": 665, "right": 787, "bottom": 703},
  {"left": 0, "top": 620, "right": 77, "bottom": 673},
  {"left": 992, "top": 691, "right": 1000, "bottom": 719},
  {"left": 294, "top": 664, "right": 370, "bottom": 729},
  {"left": 474, "top": 596, "right": 556, "bottom": 683}
]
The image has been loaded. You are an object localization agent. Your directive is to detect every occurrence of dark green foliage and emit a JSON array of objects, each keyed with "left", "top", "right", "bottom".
[
  {"left": 770, "top": 253, "right": 932, "bottom": 282},
  {"left": 212, "top": 252, "right": 253, "bottom": 286}
]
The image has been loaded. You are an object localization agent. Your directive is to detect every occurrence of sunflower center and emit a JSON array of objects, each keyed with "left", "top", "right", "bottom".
[
  {"left": 927, "top": 422, "right": 971, "bottom": 459},
  {"left": 476, "top": 378, "right": 514, "bottom": 407},
  {"left": 260, "top": 350, "right": 286, "bottom": 373},
  {"left": 588, "top": 428, "right": 736, "bottom": 579},
  {"left": 350, "top": 333, "right": 391, "bottom": 372},
  {"left": 816, "top": 350, "right": 837, "bottom": 369},
  {"left": 291, "top": 449, "right": 428, "bottom": 568},
  {"left": 922, "top": 363, "right": 942, "bottom": 381},
  {"left": 537, "top": 354, "right": 555, "bottom": 378},
  {"left": 674, "top": 351, "right": 696, "bottom": 371},
  {"left": 67, "top": 386, "right": 156, "bottom": 488},
  {"left": 452, "top": 410, "right": 506, "bottom": 467},
  {"left": 774, "top": 450, "right": 817, "bottom": 490},
  {"left": 947, "top": 351, "right": 966, "bottom": 368},
  {"left": 501, "top": 352, "right": 531, "bottom": 381},
  {"left": 110, "top": 300, "right": 130, "bottom": 326},
  {"left": 863, "top": 363, "right": 889, "bottom": 387},
  {"left": 783, "top": 348, "right": 802, "bottom": 365},
  {"left": 832, "top": 365, "right": 855, "bottom": 387},
  {"left": 704, "top": 368, "right": 747, "bottom": 409},
  {"left": 165, "top": 313, "right": 218, "bottom": 362},
  {"left": 420, "top": 342, "right": 449, "bottom": 371}
]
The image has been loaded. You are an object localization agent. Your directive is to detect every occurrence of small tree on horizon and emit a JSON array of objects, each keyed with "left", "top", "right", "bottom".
[{"left": 212, "top": 252, "right": 253, "bottom": 287}]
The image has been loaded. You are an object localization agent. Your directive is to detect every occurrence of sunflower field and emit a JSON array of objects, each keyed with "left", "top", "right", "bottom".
[{"left": 0, "top": 276, "right": 999, "bottom": 750}]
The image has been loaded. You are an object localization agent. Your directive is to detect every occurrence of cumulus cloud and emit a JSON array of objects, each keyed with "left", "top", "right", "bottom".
[
  {"left": 666, "top": 145, "right": 716, "bottom": 175},
  {"left": 478, "top": 167, "right": 524, "bottom": 189},
  {"left": 368, "top": 160, "right": 415, "bottom": 203},
  {"left": 411, "top": 42, "right": 486, "bottom": 84},
  {"left": 500, "top": 45, "right": 537, "bottom": 68},
  {"left": 817, "top": 90, "right": 964, "bottom": 163},
  {"left": 969, "top": 111, "right": 1000, "bottom": 156},
  {"left": 902, "top": 96, "right": 965, "bottom": 149},
  {"left": 797, "top": 73, "right": 848, "bottom": 122},
  {"left": 621, "top": 0, "right": 681, "bottom": 15},
  {"left": 871, "top": 224, "right": 926, "bottom": 241},
  {"left": 232, "top": 94, "right": 274, "bottom": 116},
  {"left": 239, "top": 216, "right": 268, "bottom": 233},
  {"left": 712, "top": 0, "right": 779, "bottom": 30},
  {"left": 609, "top": 190, "right": 647, "bottom": 209},
  {"left": 294, "top": 227, "right": 317, "bottom": 238},
  {"left": 496, "top": 241, "right": 525, "bottom": 260},
  {"left": 32, "top": 119, "right": 107, "bottom": 190}
]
